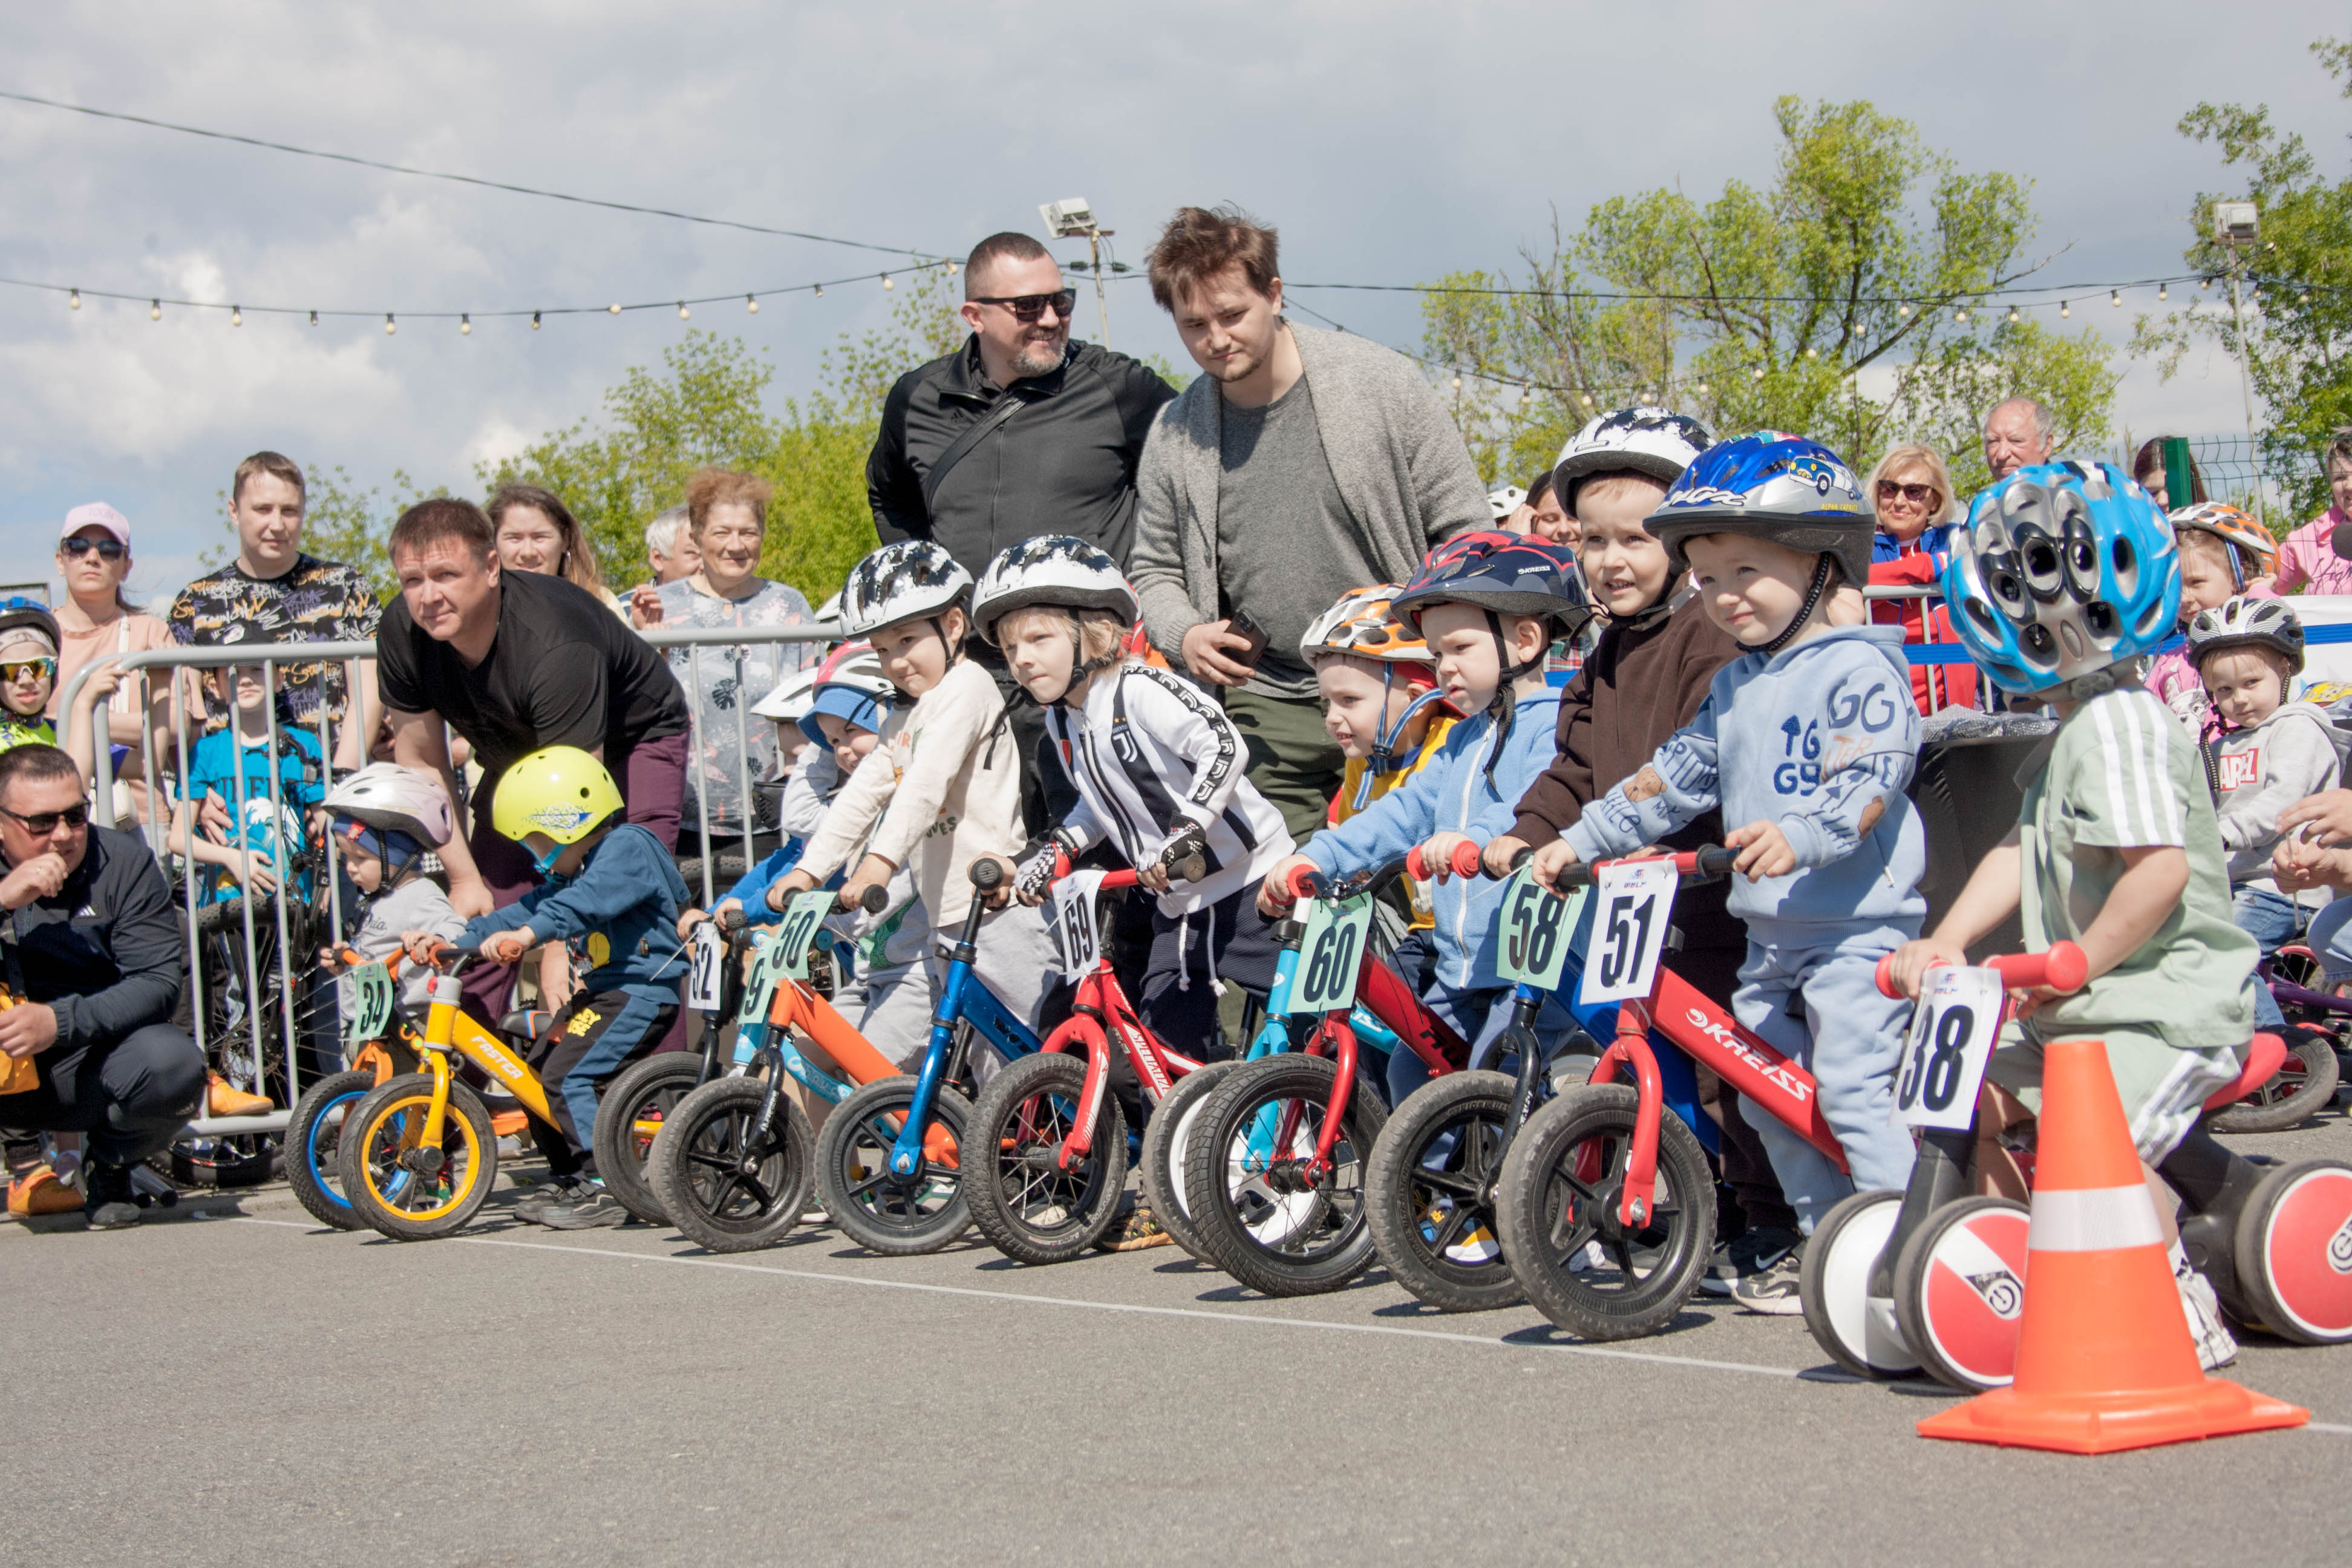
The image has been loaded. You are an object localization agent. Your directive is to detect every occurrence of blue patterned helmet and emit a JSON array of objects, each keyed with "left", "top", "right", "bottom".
[
  {"left": 1391, "top": 530, "right": 1589, "bottom": 635},
  {"left": 1643, "top": 432, "right": 1873, "bottom": 584},
  {"left": 1940, "top": 462, "right": 2180, "bottom": 698}
]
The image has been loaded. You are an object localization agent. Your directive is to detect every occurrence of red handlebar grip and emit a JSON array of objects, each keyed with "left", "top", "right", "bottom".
[
  {"left": 1450, "top": 840, "right": 1483, "bottom": 879},
  {"left": 1405, "top": 845, "right": 1429, "bottom": 881},
  {"left": 1283, "top": 863, "right": 1319, "bottom": 901},
  {"left": 1873, "top": 954, "right": 1900, "bottom": 999},
  {"left": 1988, "top": 941, "right": 2089, "bottom": 995}
]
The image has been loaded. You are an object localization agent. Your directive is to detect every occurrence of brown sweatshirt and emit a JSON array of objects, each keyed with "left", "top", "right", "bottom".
[{"left": 1511, "top": 590, "right": 1747, "bottom": 957}]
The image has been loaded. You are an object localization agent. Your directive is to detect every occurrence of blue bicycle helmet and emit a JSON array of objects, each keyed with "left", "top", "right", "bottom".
[
  {"left": 1939, "top": 462, "right": 2180, "bottom": 699},
  {"left": 1392, "top": 531, "right": 1587, "bottom": 786},
  {"left": 1644, "top": 432, "right": 1873, "bottom": 586}
]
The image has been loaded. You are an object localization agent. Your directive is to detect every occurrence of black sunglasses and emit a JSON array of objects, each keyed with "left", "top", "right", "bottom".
[
  {"left": 1, "top": 802, "right": 89, "bottom": 834},
  {"left": 970, "top": 290, "right": 1077, "bottom": 323},
  {"left": 60, "top": 535, "right": 126, "bottom": 560}
]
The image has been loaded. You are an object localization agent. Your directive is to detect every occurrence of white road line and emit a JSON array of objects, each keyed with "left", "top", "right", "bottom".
[
  {"left": 232, "top": 1217, "right": 2352, "bottom": 1430},
  {"left": 231, "top": 1216, "right": 1826, "bottom": 1382}
]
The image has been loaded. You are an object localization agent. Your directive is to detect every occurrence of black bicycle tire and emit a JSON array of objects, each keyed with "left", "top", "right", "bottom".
[
  {"left": 2212, "top": 1034, "right": 2341, "bottom": 1134},
  {"left": 964, "top": 1051, "right": 1129, "bottom": 1264},
  {"left": 814, "top": 1076, "right": 975, "bottom": 1256},
  {"left": 1138, "top": 1057, "right": 1246, "bottom": 1263},
  {"left": 591, "top": 1054, "right": 708, "bottom": 1225},
  {"left": 285, "top": 1069, "right": 377, "bottom": 1230},
  {"left": 1183, "top": 1053, "right": 1388, "bottom": 1298},
  {"left": 1364, "top": 1070, "right": 1521, "bottom": 1313},
  {"left": 648, "top": 1074, "right": 815, "bottom": 1253}
]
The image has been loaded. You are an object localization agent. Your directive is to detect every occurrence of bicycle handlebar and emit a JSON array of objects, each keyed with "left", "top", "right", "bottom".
[
  {"left": 856, "top": 884, "right": 890, "bottom": 915},
  {"left": 719, "top": 907, "right": 746, "bottom": 936},
  {"left": 969, "top": 857, "right": 1006, "bottom": 892},
  {"left": 1872, "top": 941, "right": 2089, "bottom": 999},
  {"left": 1477, "top": 841, "right": 1737, "bottom": 891}
]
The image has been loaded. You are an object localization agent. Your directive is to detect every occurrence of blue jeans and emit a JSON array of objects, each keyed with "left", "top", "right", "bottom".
[
  {"left": 1731, "top": 930, "right": 1918, "bottom": 1235},
  {"left": 2311, "top": 894, "right": 2352, "bottom": 985},
  {"left": 2231, "top": 886, "right": 2298, "bottom": 1030}
]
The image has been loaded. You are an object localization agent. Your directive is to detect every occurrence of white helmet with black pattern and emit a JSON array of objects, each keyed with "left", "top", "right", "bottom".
[
  {"left": 836, "top": 540, "right": 974, "bottom": 637},
  {"left": 1552, "top": 406, "right": 1712, "bottom": 512},
  {"left": 970, "top": 535, "right": 1140, "bottom": 645}
]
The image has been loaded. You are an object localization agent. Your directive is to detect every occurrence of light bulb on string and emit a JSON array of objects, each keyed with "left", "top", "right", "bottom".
[
  {"left": 1754, "top": 368, "right": 1766, "bottom": 382},
  {"left": 149, "top": 299, "right": 160, "bottom": 321},
  {"left": 2060, "top": 299, "right": 2070, "bottom": 318},
  {"left": 460, "top": 313, "right": 472, "bottom": 336},
  {"left": 531, "top": 310, "right": 542, "bottom": 330},
  {"left": 1897, "top": 302, "right": 1910, "bottom": 317},
  {"left": 308, "top": 310, "right": 319, "bottom": 327},
  {"left": 607, "top": 302, "right": 622, "bottom": 315},
  {"left": 2006, "top": 305, "right": 2019, "bottom": 323},
  {"left": 1954, "top": 307, "right": 1967, "bottom": 322},
  {"left": 2110, "top": 289, "right": 2121, "bottom": 307},
  {"left": 813, "top": 284, "right": 823, "bottom": 298},
  {"left": 2158, "top": 283, "right": 2169, "bottom": 301},
  {"left": 678, "top": 302, "right": 690, "bottom": 321},
  {"left": 68, "top": 288, "right": 80, "bottom": 310},
  {"left": 2303, "top": 290, "right": 2313, "bottom": 305},
  {"left": 1806, "top": 345, "right": 1818, "bottom": 358},
  {"left": 231, "top": 305, "right": 243, "bottom": 327},
  {"left": 384, "top": 313, "right": 396, "bottom": 336},
  {"left": 2201, "top": 278, "right": 2213, "bottom": 290},
  {"left": 1581, "top": 391, "right": 1595, "bottom": 406},
  {"left": 881, "top": 273, "right": 893, "bottom": 290},
  {"left": 1449, "top": 373, "right": 1462, "bottom": 391},
  {"left": 1696, "top": 379, "right": 1710, "bottom": 396},
  {"left": 745, "top": 295, "right": 759, "bottom": 314}
]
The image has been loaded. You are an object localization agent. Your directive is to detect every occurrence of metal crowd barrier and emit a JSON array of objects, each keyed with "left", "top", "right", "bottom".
[{"left": 52, "top": 621, "right": 831, "bottom": 1145}]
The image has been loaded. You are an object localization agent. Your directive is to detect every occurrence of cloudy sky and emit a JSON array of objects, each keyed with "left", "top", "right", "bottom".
[{"left": 2, "top": 1, "right": 2344, "bottom": 604}]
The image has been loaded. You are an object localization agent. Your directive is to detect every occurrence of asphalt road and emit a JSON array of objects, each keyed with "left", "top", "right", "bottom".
[{"left": 10, "top": 1117, "right": 2352, "bottom": 1566}]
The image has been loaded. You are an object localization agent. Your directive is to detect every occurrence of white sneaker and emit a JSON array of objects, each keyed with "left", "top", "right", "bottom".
[{"left": 2175, "top": 1258, "right": 2239, "bottom": 1371}]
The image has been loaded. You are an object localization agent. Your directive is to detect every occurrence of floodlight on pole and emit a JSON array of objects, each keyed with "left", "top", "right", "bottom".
[
  {"left": 1041, "top": 196, "right": 1115, "bottom": 348},
  {"left": 2214, "top": 201, "right": 2266, "bottom": 526}
]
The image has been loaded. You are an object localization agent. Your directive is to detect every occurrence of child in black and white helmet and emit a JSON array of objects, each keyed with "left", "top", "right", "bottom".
[
  {"left": 975, "top": 535, "right": 1296, "bottom": 1057},
  {"left": 2190, "top": 596, "right": 2341, "bottom": 1030}
]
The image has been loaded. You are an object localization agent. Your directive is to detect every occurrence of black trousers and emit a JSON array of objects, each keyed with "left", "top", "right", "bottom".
[{"left": 2, "top": 1024, "right": 206, "bottom": 1166}]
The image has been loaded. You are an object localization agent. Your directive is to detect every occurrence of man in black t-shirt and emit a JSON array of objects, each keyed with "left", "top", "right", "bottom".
[{"left": 377, "top": 499, "right": 690, "bottom": 1014}]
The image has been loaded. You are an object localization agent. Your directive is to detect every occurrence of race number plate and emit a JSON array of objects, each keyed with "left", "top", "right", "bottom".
[
  {"left": 344, "top": 959, "right": 395, "bottom": 1045},
  {"left": 1287, "top": 893, "right": 1375, "bottom": 1016},
  {"left": 685, "top": 921, "right": 726, "bottom": 1012},
  {"left": 1050, "top": 871, "right": 1108, "bottom": 981},
  {"left": 1494, "top": 866, "right": 1586, "bottom": 991},
  {"left": 776, "top": 891, "right": 838, "bottom": 980},
  {"left": 1577, "top": 860, "right": 1679, "bottom": 1007},
  {"left": 1893, "top": 965, "right": 2004, "bottom": 1131},
  {"left": 730, "top": 932, "right": 792, "bottom": 1066}
]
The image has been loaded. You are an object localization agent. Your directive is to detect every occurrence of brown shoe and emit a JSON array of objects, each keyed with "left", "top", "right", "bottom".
[
  {"left": 207, "top": 1073, "right": 273, "bottom": 1117},
  {"left": 1097, "top": 1205, "right": 1175, "bottom": 1252},
  {"left": 8, "top": 1165, "right": 84, "bottom": 1218}
]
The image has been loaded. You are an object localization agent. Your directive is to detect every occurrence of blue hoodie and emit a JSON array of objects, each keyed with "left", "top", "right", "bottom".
[
  {"left": 462, "top": 823, "right": 691, "bottom": 999},
  {"left": 1304, "top": 689, "right": 1561, "bottom": 995},
  {"left": 1563, "top": 624, "right": 1926, "bottom": 936}
]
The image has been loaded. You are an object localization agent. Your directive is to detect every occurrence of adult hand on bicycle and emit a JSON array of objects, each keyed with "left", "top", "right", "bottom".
[
  {"left": 0, "top": 849, "right": 69, "bottom": 910},
  {"left": 1256, "top": 852, "right": 1319, "bottom": 916},
  {"left": 676, "top": 906, "right": 713, "bottom": 942},
  {"left": 766, "top": 866, "right": 821, "bottom": 912},
  {"left": 1884, "top": 935, "right": 1969, "bottom": 1000},
  {"left": 2272, "top": 829, "right": 2348, "bottom": 897},
  {"left": 1419, "top": 831, "right": 1476, "bottom": 883},
  {"left": 1725, "top": 820, "right": 1796, "bottom": 881},
  {"left": 2277, "top": 788, "right": 2352, "bottom": 849},
  {"left": 0, "top": 999, "right": 58, "bottom": 1059},
  {"left": 447, "top": 874, "right": 495, "bottom": 920}
]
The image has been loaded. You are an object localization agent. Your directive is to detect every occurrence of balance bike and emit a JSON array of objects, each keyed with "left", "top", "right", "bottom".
[{"left": 285, "top": 947, "right": 421, "bottom": 1230}]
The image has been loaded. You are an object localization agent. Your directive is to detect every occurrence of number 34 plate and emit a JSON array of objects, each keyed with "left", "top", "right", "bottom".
[{"left": 1893, "top": 965, "right": 2004, "bottom": 1132}]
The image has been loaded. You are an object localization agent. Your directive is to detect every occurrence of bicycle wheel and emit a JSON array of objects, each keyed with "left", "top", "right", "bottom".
[
  {"left": 965, "top": 1051, "right": 1129, "bottom": 1264},
  {"left": 2232, "top": 1158, "right": 2352, "bottom": 1345},
  {"left": 649, "top": 1075, "right": 815, "bottom": 1254},
  {"left": 286, "top": 1069, "right": 377, "bottom": 1230},
  {"left": 1796, "top": 1187, "right": 1919, "bottom": 1379},
  {"left": 1138, "top": 1057, "right": 1247, "bottom": 1263},
  {"left": 1890, "top": 1195, "right": 2030, "bottom": 1391},
  {"left": 1185, "top": 1054, "right": 1388, "bottom": 1297},
  {"left": 2211, "top": 1032, "right": 2341, "bottom": 1134},
  {"left": 1494, "top": 1083, "right": 1716, "bottom": 1341},
  {"left": 592, "top": 1054, "right": 709, "bottom": 1226},
  {"left": 339, "top": 1074, "right": 498, "bottom": 1241},
  {"left": 1364, "top": 1070, "right": 1519, "bottom": 1313},
  {"left": 815, "top": 1075, "right": 973, "bottom": 1256}
]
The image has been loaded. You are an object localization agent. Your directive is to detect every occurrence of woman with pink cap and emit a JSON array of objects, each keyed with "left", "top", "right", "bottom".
[{"left": 48, "top": 503, "right": 174, "bottom": 822}]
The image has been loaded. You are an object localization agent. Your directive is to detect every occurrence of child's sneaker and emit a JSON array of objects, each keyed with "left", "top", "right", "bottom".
[
  {"left": 1700, "top": 1224, "right": 1802, "bottom": 1298},
  {"left": 512, "top": 1174, "right": 586, "bottom": 1226},
  {"left": 2175, "top": 1254, "right": 2239, "bottom": 1371},
  {"left": 1730, "top": 1239, "right": 1806, "bottom": 1315},
  {"left": 542, "top": 1183, "right": 630, "bottom": 1230}
]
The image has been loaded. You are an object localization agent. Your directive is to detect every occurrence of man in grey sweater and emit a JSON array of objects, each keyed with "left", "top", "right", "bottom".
[{"left": 1130, "top": 206, "right": 1488, "bottom": 839}]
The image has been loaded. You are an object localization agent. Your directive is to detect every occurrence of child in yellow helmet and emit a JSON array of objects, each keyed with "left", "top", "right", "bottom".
[{"left": 403, "top": 745, "right": 690, "bottom": 1229}]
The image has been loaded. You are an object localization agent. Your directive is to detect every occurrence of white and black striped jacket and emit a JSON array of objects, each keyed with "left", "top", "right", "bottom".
[{"left": 1044, "top": 662, "right": 1296, "bottom": 915}]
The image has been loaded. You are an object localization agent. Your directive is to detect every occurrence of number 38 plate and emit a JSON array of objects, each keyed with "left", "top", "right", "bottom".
[{"left": 1893, "top": 965, "right": 2004, "bottom": 1132}]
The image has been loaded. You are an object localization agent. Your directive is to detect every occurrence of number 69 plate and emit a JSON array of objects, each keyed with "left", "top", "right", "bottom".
[{"left": 1893, "top": 965, "right": 2004, "bottom": 1132}]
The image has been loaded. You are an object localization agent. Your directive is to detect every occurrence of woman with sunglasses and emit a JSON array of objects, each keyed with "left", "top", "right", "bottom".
[
  {"left": 48, "top": 504, "right": 175, "bottom": 822},
  {"left": 1862, "top": 444, "right": 1976, "bottom": 714}
]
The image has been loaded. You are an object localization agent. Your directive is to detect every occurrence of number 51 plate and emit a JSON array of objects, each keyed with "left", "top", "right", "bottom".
[
  {"left": 1576, "top": 859, "right": 1679, "bottom": 1007},
  {"left": 1893, "top": 965, "right": 2004, "bottom": 1132}
]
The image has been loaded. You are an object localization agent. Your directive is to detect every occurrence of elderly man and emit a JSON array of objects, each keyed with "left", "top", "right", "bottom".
[
  {"left": 376, "top": 498, "right": 691, "bottom": 1019},
  {"left": 1983, "top": 396, "right": 2056, "bottom": 483},
  {"left": 1130, "top": 204, "right": 1488, "bottom": 840},
  {"left": 0, "top": 744, "right": 203, "bottom": 1229}
]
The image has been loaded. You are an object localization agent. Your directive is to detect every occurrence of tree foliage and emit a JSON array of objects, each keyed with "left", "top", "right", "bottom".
[
  {"left": 2132, "top": 35, "right": 2352, "bottom": 521},
  {"left": 1422, "top": 96, "right": 2118, "bottom": 497},
  {"left": 482, "top": 267, "right": 966, "bottom": 601}
]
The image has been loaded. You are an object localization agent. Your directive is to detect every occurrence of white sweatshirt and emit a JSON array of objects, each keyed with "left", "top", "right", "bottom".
[{"left": 2210, "top": 699, "right": 2343, "bottom": 897}]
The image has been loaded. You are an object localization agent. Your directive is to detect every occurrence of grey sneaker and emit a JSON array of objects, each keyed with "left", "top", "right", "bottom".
[
  {"left": 1730, "top": 1239, "right": 1806, "bottom": 1315},
  {"left": 512, "top": 1175, "right": 586, "bottom": 1226},
  {"left": 542, "top": 1185, "right": 630, "bottom": 1230},
  {"left": 1701, "top": 1224, "right": 1802, "bottom": 1298},
  {"left": 82, "top": 1163, "right": 142, "bottom": 1230}
]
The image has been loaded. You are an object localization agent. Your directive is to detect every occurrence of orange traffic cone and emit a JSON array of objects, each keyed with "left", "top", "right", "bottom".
[{"left": 1918, "top": 1037, "right": 2307, "bottom": 1454}]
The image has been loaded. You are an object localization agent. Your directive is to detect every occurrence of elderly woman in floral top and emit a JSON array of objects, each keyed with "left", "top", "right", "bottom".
[{"left": 636, "top": 468, "right": 817, "bottom": 843}]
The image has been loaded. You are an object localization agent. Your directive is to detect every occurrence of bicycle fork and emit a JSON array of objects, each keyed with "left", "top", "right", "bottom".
[{"left": 1587, "top": 998, "right": 1666, "bottom": 1229}]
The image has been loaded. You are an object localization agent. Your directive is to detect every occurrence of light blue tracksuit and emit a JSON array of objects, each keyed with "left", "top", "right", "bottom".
[
  {"left": 1304, "top": 690, "right": 1575, "bottom": 1096},
  {"left": 1564, "top": 624, "right": 1926, "bottom": 1230}
]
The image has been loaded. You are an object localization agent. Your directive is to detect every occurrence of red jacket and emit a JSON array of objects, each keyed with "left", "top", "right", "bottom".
[{"left": 1867, "top": 550, "right": 1976, "bottom": 715}]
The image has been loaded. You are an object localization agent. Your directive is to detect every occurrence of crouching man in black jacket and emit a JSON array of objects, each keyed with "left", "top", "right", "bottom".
[{"left": 0, "top": 745, "right": 203, "bottom": 1228}]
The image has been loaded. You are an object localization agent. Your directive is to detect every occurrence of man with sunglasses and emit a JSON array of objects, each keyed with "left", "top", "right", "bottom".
[{"left": 0, "top": 743, "right": 203, "bottom": 1229}]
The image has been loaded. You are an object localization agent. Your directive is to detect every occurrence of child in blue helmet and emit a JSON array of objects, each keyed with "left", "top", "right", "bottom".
[
  {"left": 1889, "top": 462, "right": 2256, "bottom": 1369},
  {"left": 1527, "top": 434, "right": 1925, "bottom": 1313},
  {"left": 1262, "top": 531, "right": 1590, "bottom": 1098}
]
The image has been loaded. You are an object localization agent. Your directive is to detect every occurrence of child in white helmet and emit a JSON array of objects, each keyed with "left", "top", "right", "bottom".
[{"left": 319, "top": 762, "right": 466, "bottom": 1021}]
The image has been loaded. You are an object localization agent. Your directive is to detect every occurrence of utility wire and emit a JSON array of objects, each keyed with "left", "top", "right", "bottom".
[{"left": 0, "top": 87, "right": 936, "bottom": 258}]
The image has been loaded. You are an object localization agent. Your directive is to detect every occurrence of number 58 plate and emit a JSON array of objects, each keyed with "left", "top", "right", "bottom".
[{"left": 1893, "top": 965, "right": 2004, "bottom": 1132}]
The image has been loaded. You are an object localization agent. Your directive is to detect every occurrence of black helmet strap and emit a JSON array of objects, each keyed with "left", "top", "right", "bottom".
[{"left": 1756, "top": 554, "right": 1838, "bottom": 659}]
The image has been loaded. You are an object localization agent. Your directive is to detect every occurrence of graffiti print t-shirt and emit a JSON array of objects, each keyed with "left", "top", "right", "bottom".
[
  {"left": 653, "top": 576, "right": 817, "bottom": 833},
  {"left": 165, "top": 555, "right": 383, "bottom": 736}
]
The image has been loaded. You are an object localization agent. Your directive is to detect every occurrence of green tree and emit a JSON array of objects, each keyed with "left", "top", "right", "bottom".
[
  {"left": 1422, "top": 96, "right": 2118, "bottom": 492},
  {"left": 483, "top": 267, "right": 966, "bottom": 602},
  {"left": 2131, "top": 35, "right": 2352, "bottom": 523}
]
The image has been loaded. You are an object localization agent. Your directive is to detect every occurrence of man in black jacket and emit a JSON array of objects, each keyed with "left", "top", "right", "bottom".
[
  {"left": 868, "top": 232, "right": 1174, "bottom": 573},
  {"left": 0, "top": 745, "right": 203, "bottom": 1228}
]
